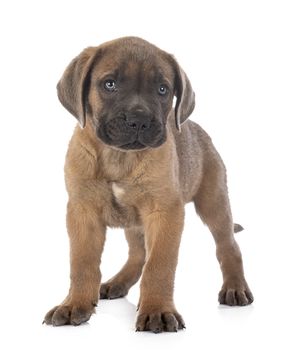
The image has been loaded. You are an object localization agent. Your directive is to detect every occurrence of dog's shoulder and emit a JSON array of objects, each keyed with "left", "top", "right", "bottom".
[{"left": 64, "top": 125, "right": 99, "bottom": 183}]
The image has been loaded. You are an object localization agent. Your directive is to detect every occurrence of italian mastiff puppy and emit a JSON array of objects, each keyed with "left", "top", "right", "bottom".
[{"left": 44, "top": 37, "right": 253, "bottom": 332}]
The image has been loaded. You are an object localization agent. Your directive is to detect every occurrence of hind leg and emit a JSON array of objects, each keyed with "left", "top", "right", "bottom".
[
  {"left": 100, "top": 226, "right": 145, "bottom": 299},
  {"left": 194, "top": 162, "right": 253, "bottom": 306}
]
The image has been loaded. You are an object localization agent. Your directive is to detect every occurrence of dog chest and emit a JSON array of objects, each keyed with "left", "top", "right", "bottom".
[
  {"left": 112, "top": 182, "right": 125, "bottom": 200},
  {"left": 100, "top": 181, "right": 141, "bottom": 228}
]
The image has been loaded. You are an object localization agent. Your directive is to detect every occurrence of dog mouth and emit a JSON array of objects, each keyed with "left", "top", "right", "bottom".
[
  {"left": 96, "top": 117, "right": 166, "bottom": 151},
  {"left": 118, "top": 140, "right": 147, "bottom": 150}
]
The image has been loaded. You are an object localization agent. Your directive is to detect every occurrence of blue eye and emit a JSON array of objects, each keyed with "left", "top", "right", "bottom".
[
  {"left": 104, "top": 79, "right": 116, "bottom": 92},
  {"left": 158, "top": 84, "right": 168, "bottom": 96}
]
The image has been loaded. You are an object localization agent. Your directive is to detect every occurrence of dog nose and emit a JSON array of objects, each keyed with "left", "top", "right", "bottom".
[{"left": 125, "top": 111, "right": 151, "bottom": 132}]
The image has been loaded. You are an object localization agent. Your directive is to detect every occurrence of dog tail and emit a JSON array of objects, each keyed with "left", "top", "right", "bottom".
[{"left": 234, "top": 223, "right": 244, "bottom": 233}]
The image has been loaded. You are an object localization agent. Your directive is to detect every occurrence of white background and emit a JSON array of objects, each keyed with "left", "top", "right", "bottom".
[{"left": 0, "top": 0, "right": 285, "bottom": 349}]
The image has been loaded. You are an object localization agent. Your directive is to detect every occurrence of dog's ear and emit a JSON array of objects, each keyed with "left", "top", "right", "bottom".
[
  {"left": 172, "top": 58, "right": 195, "bottom": 131},
  {"left": 57, "top": 47, "right": 99, "bottom": 128}
]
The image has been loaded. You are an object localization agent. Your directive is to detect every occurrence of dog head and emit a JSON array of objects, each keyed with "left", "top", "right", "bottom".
[{"left": 57, "top": 37, "right": 195, "bottom": 150}]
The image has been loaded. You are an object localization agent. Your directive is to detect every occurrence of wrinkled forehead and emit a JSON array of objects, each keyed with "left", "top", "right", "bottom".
[{"left": 92, "top": 43, "right": 175, "bottom": 84}]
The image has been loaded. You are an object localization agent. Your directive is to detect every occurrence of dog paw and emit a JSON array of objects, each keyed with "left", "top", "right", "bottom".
[
  {"left": 43, "top": 303, "right": 95, "bottom": 326},
  {"left": 100, "top": 282, "right": 129, "bottom": 299},
  {"left": 219, "top": 282, "right": 254, "bottom": 306},
  {"left": 136, "top": 309, "right": 185, "bottom": 333}
]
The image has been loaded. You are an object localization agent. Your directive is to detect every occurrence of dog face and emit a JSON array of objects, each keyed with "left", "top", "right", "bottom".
[
  {"left": 91, "top": 46, "right": 174, "bottom": 150},
  {"left": 57, "top": 37, "right": 195, "bottom": 150}
]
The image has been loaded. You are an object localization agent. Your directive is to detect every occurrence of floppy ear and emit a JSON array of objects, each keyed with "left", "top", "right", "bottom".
[
  {"left": 173, "top": 60, "right": 195, "bottom": 131},
  {"left": 57, "top": 47, "right": 99, "bottom": 128}
]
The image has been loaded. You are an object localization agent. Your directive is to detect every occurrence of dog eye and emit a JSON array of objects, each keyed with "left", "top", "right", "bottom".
[
  {"left": 104, "top": 79, "right": 117, "bottom": 92},
  {"left": 158, "top": 84, "right": 168, "bottom": 96}
]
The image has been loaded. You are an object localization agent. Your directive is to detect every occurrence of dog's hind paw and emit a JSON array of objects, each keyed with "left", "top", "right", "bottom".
[
  {"left": 100, "top": 282, "right": 129, "bottom": 299},
  {"left": 219, "top": 281, "right": 254, "bottom": 306}
]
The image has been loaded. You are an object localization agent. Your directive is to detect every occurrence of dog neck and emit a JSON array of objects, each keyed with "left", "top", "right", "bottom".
[{"left": 75, "top": 119, "right": 174, "bottom": 182}]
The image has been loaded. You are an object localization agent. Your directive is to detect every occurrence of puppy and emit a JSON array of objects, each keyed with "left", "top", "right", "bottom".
[{"left": 44, "top": 37, "right": 253, "bottom": 333}]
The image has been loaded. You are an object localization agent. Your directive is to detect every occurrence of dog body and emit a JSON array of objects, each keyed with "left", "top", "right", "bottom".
[
  {"left": 45, "top": 37, "right": 253, "bottom": 332},
  {"left": 66, "top": 117, "right": 203, "bottom": 228}
]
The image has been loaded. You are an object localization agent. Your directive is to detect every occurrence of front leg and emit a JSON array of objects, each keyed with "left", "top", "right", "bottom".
[
  {"left": 44, "top": 200, "right": 106, "bottom": 326},
  {"left": 136, "top": 198, "right": 185, "bottom": 333}
]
